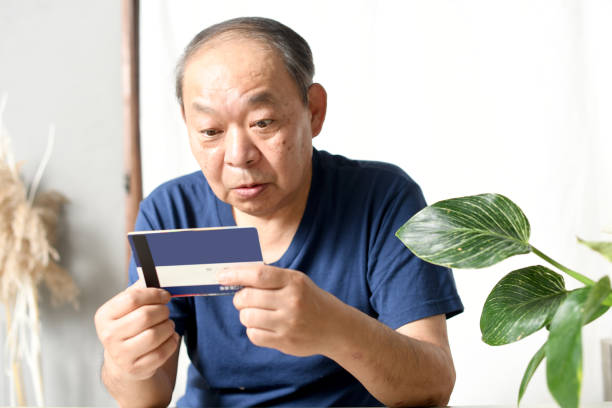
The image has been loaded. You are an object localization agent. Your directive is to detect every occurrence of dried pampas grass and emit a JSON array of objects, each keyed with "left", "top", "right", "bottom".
[
  {"left": 0, "top": 162, "right": 77, "bottom": 306},
  {"left": 0, "top": 94, "right": 78, "bottom": 407}
]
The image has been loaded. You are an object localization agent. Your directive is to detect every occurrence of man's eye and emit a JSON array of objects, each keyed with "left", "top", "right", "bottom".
[
  {"left": 253, "top": 119, "right": 273, "bottom": 129},
  {"left": 200, "top": 129, "right": 221, "bottom": 137}
]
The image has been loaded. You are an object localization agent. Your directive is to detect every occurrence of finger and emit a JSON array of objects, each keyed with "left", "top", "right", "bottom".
[
  {"left": 123, "top": 318, "right": 177, "bottom": 361},
  {"left": 114, "top": 304, "right": 171, "bottom": 340},
  {"left": 218, "top": 264, "right": 290, "bottom": 289},
  {"left": 245, "top": 327, "right": 276, "bottom": 349},
  {"left": 103, "top": 286, "right": 171, "bottom": 321},
  {"left": 233, "top": 287, "right": 279, "bottom": 311},
  {"left": 239, "top": 308, "right": 284, "bottom": 331},
  {"left": 131, "top": 332, "right": 180, "bottom": 380}
]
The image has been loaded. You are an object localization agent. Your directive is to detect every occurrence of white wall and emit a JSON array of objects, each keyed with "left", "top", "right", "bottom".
[
  {"left": 0, "top": 1, "right": 123, "bottom": 406},
  {"left": 140, "top": 0, "right": 612, "bottom": 405}
]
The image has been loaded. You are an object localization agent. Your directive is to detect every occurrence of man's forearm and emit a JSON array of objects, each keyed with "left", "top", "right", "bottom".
[
  {"left": 101, "top": 352, "right": 174, "bottom": 408},
  {"left": 322, "top": 306, "right": 455, "bottom": 407}
]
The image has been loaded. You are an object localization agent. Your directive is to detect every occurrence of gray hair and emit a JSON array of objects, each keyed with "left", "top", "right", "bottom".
[{"left": 175, "top": 17, "right": 315, "bottom": 107}]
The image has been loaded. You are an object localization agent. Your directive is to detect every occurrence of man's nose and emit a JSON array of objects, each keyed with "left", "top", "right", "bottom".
[{"left": 224, "top": 126, "right": 260, "bottom": 167}]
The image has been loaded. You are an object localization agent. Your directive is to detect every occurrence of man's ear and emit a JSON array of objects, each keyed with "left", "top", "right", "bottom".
[
  {"left": 180, "top": 103, "right": 186, "bottom": 122},
  {"left": 307, "top": 83, "right": 327, "bottom": 138}
]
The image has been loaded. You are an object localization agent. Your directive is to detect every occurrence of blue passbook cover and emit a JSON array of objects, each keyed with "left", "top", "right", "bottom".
[{"left": 127, "top": 227, "right": 263, "bottom": 297}]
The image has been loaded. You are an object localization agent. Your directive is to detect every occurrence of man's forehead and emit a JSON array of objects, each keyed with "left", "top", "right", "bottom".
[
  {"left": 191, "top": 33, "right": 276, "bottom": 65},
  {"left": 201, "top": 30, "right": 274, "bottom": 50},
  {"left": 185, "top": 38, "right": 280, "bottom": 85},
  {"left": 190, "top": 90, "right": 280, "bottom": 114},
  {"left": 183, "top": 37, "right": 300, "bottom": 112}
]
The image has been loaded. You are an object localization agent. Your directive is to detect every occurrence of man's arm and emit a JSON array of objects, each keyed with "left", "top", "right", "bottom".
[
  {"left": 219, "top": 265, "right": 455, "bottom": 407},
  {"left": 95, "top": 284, "right": 180, "bottom": 408},
  {"left": 325, "top": 311, "right": 454, "bottom": 407},
  {"left": 101, "top": 344, "right": 180, "bottom": 408}
]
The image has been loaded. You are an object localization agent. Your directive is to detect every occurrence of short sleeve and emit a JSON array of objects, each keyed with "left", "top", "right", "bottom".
[
  {"left": 367, "top": 180, "right": 463, "bottom": 329},
  {"left": 128, "top": 201, "right": 193, "bottom": 336}
]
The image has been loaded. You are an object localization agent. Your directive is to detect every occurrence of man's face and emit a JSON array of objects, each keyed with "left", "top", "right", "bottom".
[{"left": 181, "top": 36, "right": 321, "bottom": 218}]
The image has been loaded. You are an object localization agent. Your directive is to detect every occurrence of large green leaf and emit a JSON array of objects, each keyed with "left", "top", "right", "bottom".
[
  {"left": 544, "top": 279, "right": 610, "bottom": 408},
  {"left": 396, "top": 193, "right": 531, "bottom": 268},
  {"left": 546, "top": 288, "right": 588, "bottom": 408},
  {"left": 577, "top": 237, "right": 612, "bottom": 263},
  {"left": 518, "top": 342, "right": 546, "bottom": 405},
  {"left": 480, "top": 266, "right": 566, "bottom": 345},
  {"left": 583, "top": 276, "right": 611, "bottom": 324}
]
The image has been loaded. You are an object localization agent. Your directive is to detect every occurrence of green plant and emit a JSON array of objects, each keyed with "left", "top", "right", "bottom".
[{"left": 396, "top": 193, "right": 612, "bottom": 408}]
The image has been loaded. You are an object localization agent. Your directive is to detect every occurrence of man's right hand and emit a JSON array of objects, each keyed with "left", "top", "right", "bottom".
[{"left": 94, "top": 281, "right": 180, "bottom": 382}]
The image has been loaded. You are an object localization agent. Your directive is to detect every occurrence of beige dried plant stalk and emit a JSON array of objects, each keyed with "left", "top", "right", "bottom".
[
  {"left": 0, "top": 160, "right": 77, "bottom": 307},
  {"left": 1, "top": 94, "right": 78, "bottom": 406}
]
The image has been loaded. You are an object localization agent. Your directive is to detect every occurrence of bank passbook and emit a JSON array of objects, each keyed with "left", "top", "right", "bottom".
[{"left": 127, "top": 227, "right": 263, "bottom": 297}]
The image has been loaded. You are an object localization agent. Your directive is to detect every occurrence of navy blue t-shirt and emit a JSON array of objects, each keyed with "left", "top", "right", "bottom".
[{"left": 128, "top": 149, "right": 463, "bottom": 407}]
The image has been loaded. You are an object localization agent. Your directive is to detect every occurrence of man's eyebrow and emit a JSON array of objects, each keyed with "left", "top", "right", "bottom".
[
  {"left": 191, "top": 101, "right": 216, "bottom": 114},
  {"left": 247, "top": 91, "right": 278, "bottom": 106},
  {"left": 190, "top": 92, "right": 278, "bottom": 114}
]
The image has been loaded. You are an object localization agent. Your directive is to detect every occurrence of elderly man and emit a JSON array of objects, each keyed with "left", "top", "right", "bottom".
[{"left": 95, "top": 17, "right": 463, "bottom": 407}]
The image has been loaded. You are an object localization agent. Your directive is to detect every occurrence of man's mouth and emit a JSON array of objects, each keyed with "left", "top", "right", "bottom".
[{"left": 232, "top": 183, "right": 267, "bottom": 199}]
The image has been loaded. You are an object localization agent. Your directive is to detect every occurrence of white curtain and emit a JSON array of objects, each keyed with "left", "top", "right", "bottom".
[{"left": 140, "top": 1, "right": 612, "bottom": 404}]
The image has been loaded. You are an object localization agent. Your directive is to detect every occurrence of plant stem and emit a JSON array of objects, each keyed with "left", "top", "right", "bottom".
[
  {"left": 4, "top": 300, "right": 25, "bottom": 406},
  {"left": 530, "top": 246, "right": 612, "bottom": 308},
  {"left": 530, "top": 245, "right": 595, "bottom": 286}
]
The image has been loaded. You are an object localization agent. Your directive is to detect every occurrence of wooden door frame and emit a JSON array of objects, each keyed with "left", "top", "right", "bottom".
[{"left": 121, "top": 0, "right": 142, "bottom": 277}]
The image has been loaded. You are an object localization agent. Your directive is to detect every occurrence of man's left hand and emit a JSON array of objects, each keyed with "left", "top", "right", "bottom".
[{"left": 217, "top": 264, "right": 343, "bottom": 357}]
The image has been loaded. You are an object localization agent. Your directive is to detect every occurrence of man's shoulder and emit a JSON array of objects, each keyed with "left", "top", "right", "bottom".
[
  {"left": 139, "top": 171, "right": 213, "bottom": 223},
  {"left": 316, "top": 149, "right": 420, "bottom": 192},
  {"left": 144, "top": 171, "right": 207, "bottom": 202}
]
